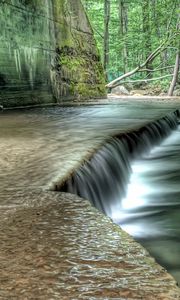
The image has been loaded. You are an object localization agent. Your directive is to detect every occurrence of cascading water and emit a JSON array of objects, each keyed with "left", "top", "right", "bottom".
[
  {"left": 118, "top": 124, "right": 180, "bottom": 285},
  {"left": 1, "top": 104, "right": 180, "bottom": 298},
  {"left": 54, "top": 110, "right": 180, "bottom": 284},
  {"left": 54, "top": 111, "right": 179, "bottom": 214}
]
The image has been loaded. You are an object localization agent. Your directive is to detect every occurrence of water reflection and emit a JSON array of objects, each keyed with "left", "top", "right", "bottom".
[{"left": 113, "top": 127, "right": 180, "bottom": 284}]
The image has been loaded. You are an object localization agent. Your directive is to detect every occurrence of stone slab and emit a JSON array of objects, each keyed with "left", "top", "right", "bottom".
[{"left": 0, "top": 191, "right": 179, "bottom": 299}]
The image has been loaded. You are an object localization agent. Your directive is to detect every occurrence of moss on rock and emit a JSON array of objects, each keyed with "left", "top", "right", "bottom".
[{"left": 0, "top": 0, "right": 106, "bottom": 107}]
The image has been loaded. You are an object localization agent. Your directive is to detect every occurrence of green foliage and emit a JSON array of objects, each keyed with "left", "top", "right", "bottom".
[{"left": 82, "top": 0, "right": 179, "bottom": 88}]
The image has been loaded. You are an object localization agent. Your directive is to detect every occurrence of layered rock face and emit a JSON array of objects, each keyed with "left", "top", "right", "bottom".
[{"left": 0, "top": 0, "right": 105, "bottom": 107}]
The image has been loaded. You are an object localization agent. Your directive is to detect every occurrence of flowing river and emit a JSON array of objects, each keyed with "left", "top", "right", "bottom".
[
  {"left": 112, "top": 126, "right": 180, "bottom": 285},
  {"left": 0, "top": 101, "right": 180, "bottom": 287}
]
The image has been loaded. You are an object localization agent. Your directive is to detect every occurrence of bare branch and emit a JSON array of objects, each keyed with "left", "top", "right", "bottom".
[
  {"left": 106, "top": 31, "right": 179, "bottom": 89},
  {"left": 111, "top": 73, "right": 178, "bottom": 88},
  {"left": 139, "top": 66, "right": 175, "bottom": 72},
  {"left": 106, "top": 43, "right": 168, "bottom": 88},
  {"left": 106, "top": 66, "right": 140, "bottom": 88}
]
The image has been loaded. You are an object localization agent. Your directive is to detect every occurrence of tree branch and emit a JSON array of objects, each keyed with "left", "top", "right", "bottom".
[
  {"left": 139, "top": 65, "right": 174, "bottom": 72},
  {"left": 106, "top": 43, "right": 168, "bottom": 88},
  {"left": 106, "top": 32, "right": 179, "bottom": 88},
  {"left": 111, "top": 73, "right": 178, "bottom": 88}
]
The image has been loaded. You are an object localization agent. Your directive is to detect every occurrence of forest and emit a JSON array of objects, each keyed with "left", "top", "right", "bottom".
[{"left": 82, "top": 0, "right": 180, "bottom": 96}]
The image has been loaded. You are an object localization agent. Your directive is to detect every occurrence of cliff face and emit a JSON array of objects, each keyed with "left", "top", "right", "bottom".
[{"left": 0, "top": 0, "right": 105, "bottom": 107}]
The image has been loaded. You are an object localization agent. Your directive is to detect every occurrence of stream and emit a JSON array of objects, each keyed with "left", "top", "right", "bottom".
[
  {"left": 113, "top": 126, "right": 180, "bottom": 284},
  {"left": 0, "top": 103, "right": 180, "bottom": 286}
]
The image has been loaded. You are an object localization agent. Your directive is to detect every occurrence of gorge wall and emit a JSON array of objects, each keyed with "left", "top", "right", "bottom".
[{"left": 0, "top": 0, "right": 105, "bottom": 107}]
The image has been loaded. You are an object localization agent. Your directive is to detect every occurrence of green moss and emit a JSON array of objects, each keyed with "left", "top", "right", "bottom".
[
  {"left": 72, "top": 83, "right": 106, "bottom": 98},
  {"left": 53, "top": 0, "right": 106, "bottom": 99},
  {"left": 57, "top": 46, "right": 106, "bottom": 99},
  {"left": 94, "top": 62, "right": 106, "bottom": 85},
  {"left": 61, "top": 55, "right": 83, "bottom": 71},
  {"left": 0, "top": 0, "right": 106, "bottom": 107}
]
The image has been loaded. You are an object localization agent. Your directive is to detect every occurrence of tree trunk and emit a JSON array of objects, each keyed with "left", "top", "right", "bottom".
[
  {"left": 168, "top": 51, "right": 180, "bottom": 96},
  {"left": 151, "top": 0, "right": 165, "bottom": 75},
  {"left": 142, "top": 0, "right": 153, "bottom": 77},
  {"left": 104, "top": 0, "right": 111, "bottom": 75},
  {"left": 119, "top": 0, "right": 128, "bottom": 73}
]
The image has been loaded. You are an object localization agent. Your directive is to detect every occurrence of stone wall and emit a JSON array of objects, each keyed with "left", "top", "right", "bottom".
[{"left": 0, "top": 0, "right": 106, "bottom": 107}]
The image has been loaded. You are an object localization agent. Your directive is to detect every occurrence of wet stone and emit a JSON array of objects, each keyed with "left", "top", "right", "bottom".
[
  {"left": 0, "top": 102, "right": 180, "bottom": 299},
  {"left": 0, "top": 191, "right": 179, "bottom": 299}
]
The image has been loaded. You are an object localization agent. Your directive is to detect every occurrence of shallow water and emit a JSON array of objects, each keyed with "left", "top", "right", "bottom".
[
  {"left": 0, "top": 103, "right": 176, "bottom": 192},
  {"left": 1, "top": 102, "right": 180, "bottom": 291},
  {"left": 112, "top": 126, "right": 180, "bottom": 284}
]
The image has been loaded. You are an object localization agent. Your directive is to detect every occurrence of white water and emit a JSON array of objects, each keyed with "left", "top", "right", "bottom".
[{"left": 113, "top": 126, "right": 180, "bottom": 284}]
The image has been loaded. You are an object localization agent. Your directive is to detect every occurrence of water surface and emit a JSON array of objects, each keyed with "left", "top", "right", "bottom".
[
  {"left": 113, "top": 126, "right": 180, "bottom": 284},
  {"left": 1, "top": 102, "right": 180, "bottom": 288},
  {"left": 0, "top": 103, "right": 176, "bottom": 192}
]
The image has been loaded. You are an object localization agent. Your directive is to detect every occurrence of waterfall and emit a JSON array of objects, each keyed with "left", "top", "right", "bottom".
[{"left": 53, "top": 110, "right": 179, "bottom": 217}]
